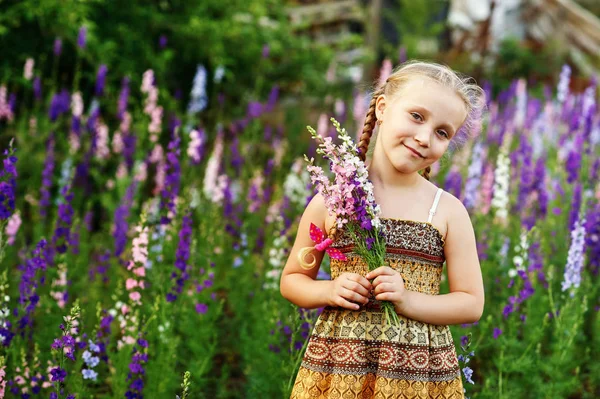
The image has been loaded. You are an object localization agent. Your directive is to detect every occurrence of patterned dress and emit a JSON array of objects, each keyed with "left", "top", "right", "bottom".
[{"left": 290, "top": 190, "right": 464, "bottom": 398}]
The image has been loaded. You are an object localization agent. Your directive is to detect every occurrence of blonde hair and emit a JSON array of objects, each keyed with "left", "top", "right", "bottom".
[{"left": 357, "top": 60, "right": 487, "bottom": 180}]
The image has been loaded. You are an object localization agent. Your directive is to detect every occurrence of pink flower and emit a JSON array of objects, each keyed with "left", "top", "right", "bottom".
[
  {"left": 126, "top": 278, "right": 138, "bottom": 290},
  {"left": 129, "top": 291, "right": 141, "bottom": 303},
  {"left": 378, "top": 58, "right": 393, "bottom": 87},
  {"left": 6, "top": 211, "right": 21, "bottom": 245},
  {"left": 134, "top": 267, "right": 145, "bottom": 277}
]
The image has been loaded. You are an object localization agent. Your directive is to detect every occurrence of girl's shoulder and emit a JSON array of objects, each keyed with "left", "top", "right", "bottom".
[{"left": 431, "top": 184, "right": 473, "bottom": 242}]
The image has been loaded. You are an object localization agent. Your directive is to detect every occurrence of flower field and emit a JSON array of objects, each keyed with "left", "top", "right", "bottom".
[{"left": 0, "top": 27, "right": 599, "bottom": 399}]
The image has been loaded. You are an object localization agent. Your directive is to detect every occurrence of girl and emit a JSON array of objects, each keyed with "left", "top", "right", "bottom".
[{"left": 280, "top": 60, "right": 486, "bottom": 398}]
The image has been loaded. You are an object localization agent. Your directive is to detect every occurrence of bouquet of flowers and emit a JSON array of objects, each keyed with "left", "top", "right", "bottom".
[{"left": 298, "top": 117, "right": 400, "bottom": 326}]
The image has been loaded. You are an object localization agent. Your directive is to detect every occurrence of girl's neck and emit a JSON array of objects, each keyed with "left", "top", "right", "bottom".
[{"left": 367, "top": 155, "right": 424, "bottom": 191}]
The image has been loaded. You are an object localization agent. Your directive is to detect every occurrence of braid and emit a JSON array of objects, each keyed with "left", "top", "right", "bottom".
[
  {"left": 358, "top": 87, "right": 384, "bottom": 162},
  {"left": 421, "top": 165, "right": 431, "bottom": 181}
]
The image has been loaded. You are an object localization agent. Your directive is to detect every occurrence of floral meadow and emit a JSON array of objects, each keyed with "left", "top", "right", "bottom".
[{"left": 0, "top": 24, "right": 600, "bottom": 399}]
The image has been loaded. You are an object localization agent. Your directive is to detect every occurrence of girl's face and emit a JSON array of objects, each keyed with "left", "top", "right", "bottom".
[{"left": 374, "top": 77, "right": 467, "bottom": 175}]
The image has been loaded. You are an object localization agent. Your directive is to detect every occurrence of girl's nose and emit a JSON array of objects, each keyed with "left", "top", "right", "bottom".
[{"left": 414, "top": 127, "right": 430, "bottom": 147}]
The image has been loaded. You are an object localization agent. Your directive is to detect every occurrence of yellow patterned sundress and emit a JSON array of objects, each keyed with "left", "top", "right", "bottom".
[{"left": 291, "top": 188, "right": 464, "bottom": 398}]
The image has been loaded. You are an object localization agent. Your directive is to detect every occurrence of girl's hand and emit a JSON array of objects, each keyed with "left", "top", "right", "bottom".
[
  {"left": 328, "top": 272, "right": 372, "bottom": 310},
  {"left": 366, "top": 267, "right": 406, "bottom": 310}
]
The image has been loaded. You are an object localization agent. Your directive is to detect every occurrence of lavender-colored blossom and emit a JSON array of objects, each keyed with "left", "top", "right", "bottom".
[
  {"left": 517, "top": 136, "right": 535, "bottom": 228},
  {"left": 444, "top": 167, "right": 463, "bottom": 200},
  {"left": 265, "top": 85, "right": 280, "bottom": 112},
  {"left": 565, "top": 133, "right": 584, "bottom": 184},
  {"left": 463, "top": 367, "right": 474, "bottom": 384},
  {"left": 160, "top": 130, "right": 181, "bottom": 223},
  {"left": 166, "top": 212, "right": 193, "bottom": 302},
  {"left": 188, "top": 65, "right": 208, "bottom": 113},
  {"left": 230, "top": 137, "right": 243, "bottom": 176},
  {"left": 54, "top": 37, "right": 62, "bottom": 56},
  {"left": 590, "top": 159, "right": 600, "bottom": 183},
  {"left": 262, "top": 44, "right": 269, "bottom": 58},
  {"left": 49, "top": 89, "right": 70, "bottom": 121},
  {"left": 562, "top": 212, "right": 587, "bottom": 293},
  {"left": 125, "top": 334, "right": 148, "bottom": 398},
  {"left": 113, "top": 181, "right": 137, "bottom": 257},
  {"left": 16, "top": 239, "right": 47, "bottom": 333},
  {"left": 493, "top": 328, "right": 502, "bottom": 339},
  {"left": 118, "top": 77, "right": 130, "bottom": 120},
  {"left": 568, "top": 183, "right": 582, "bottom": 232},
  {"left": 557, "top": 64, "right": 571, "bottom": 103},
  {"left": 398, "top": 46, "right": 407, "bottom": 63},
  {"left": 39, "top": 138, "right": 55, "bottom": 219},
  {"left": 51, "top": 185, "right": 75, "bottom": 257},
  {"left": 247, "top": 102, "right": 262, "bottom": 118},
  {"left": 33, "top": 77, "right": 42, "bottom": 101},
  {"left": 77, "top": 26, "right": 87, "bottom": 49},
  {"left": 533, "top": 156, "right": 548, "bottom": 217},
  {"left": 0, "top": 147, "right": 18, "bottom": 220},
  {"left": 463, "top": 141, "right": 483, "bottom": 209},
  {"left": 585, "top": 204, "right": 600, "bottom": 275},
  {"left": 50, "top": 367, "right": 67, "bottom": 382},
  {"left": 159, "top": 35, "right": 168, "bottom": 49},
  {"left": 95, "top": 65, "right": 108, "bottom": 96}
]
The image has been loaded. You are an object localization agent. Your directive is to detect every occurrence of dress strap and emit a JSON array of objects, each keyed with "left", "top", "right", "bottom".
[{"left": 427, "top": 188, "right": 444, "bottom": 223}]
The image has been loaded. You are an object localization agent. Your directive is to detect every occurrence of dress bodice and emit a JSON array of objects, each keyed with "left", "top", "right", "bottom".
[{"left": 329, "top": 218, "right": 446, "bottom": 295}]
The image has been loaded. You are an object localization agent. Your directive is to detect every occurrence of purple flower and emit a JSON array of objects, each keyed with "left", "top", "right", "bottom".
[
  {"left": 160, "top": 129, "right": 182, "bottom": 223},
  {"left": 95, "top": 65, "right": 108, "bottom": 96},
  {"left": 50, "top": 367, "right": 67, "bottom": 382},
  {"left": 51, "top": 185, "right": 75, "bottom": 259},
  {"left": 17, "top": 239, "right": 47, "bottom": 331},
  {"left": 113, "top": 181, "right": 137, "bottom": 257},
  {"left": 568, "top": 183, "right": 582, "bottom": 232},
  {"left": 0, "top": 147, "right": 18, "bottom": 220},
  {"left": 48, "top": 89, "right": 70, "bottom": 121},
  {"left": 444, "top": 167, "right": 463, "bottom": 200},
  {"left": 126, "top": 335, "right": 148, "bottom": 398},
  {"left": 493, "top": 328, "right": 502, "bottom": 339},
  {"left": 462, "top": 366, "right": 474, "bottom": 384},
  {"left": 77, "top": 26, "right": 87, "bottom": 49},
  {"left": 33, "top": 77, "right": 42, "bottom": 101},
  {"left": 247, "top": 102, "right": 262, "bottom": 118},
  {"left": 585, "top": 204, "right": 600, "bottom": 275},
  {"left": 39, "top": 136, "right": 55, "bottom": 218},
  {"left": 118, "top": 77, "right": 130, "bottom": 120},
  {"left": 565, "top": 133, "right": 584, "bottom": 184},
  {"left": 265, "top": 85, "right": 279, "bottom": 112},
  {"left": 166, "top": 212, "right": 193, "bottom": 302},
  {"left": 262, "top": 44, "right": 269, "bottom": 58},
  {"left": 195, "top": 303, "right": 208, "bottom": 314},
  {"left": 159, "top": 35, "right": 168, "bottom": 49},
  {"left": 562, "top": 213, "right": 587, "bottom": 293},
  {"left": 54, "top": 37, "right": 62, "bottom": 56}
]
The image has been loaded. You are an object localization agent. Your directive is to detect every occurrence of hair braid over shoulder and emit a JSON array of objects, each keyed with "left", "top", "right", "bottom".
[{"left": 357, "top": 87, "right": 384, "bottom": 163}]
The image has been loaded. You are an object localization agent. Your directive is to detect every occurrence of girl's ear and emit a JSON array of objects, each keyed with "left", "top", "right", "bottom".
[{"left": 375, "top": 94, "right": 386, "bottom": 120}]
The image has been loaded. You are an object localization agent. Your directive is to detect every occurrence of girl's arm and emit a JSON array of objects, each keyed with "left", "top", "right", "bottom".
[
  {"left": 280, "top": 193, "right": 332, "bottom": 309},
  {"left": 398, "top": 195, "right": 484, "bottom": 324}
]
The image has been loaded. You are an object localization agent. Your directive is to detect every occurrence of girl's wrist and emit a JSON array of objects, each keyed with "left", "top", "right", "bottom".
[{"left": 394, "top": 290, "right": 410, "bottom": 315}]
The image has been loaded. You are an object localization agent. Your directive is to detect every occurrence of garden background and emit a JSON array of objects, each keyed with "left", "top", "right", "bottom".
[{"left": 0, "top": 0, "right": 599, "bottom": 398}]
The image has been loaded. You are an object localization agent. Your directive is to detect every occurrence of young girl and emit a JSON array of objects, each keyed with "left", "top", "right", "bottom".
[{"left": 280, "top": 60, "right": 486, "bottom": 398}]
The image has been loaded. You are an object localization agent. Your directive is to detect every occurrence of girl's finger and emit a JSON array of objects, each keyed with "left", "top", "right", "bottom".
[
  {"left": 366, "top": 267, "right": 395, "bottom": 279},
  {"left": 341, "top": 287, "right": 368, "bottom": 304},
  {"left": 373, "top": 282, "right": 394, "bottom": 295},
  {"left": 334, "top": 296, "right": 362, "bottom": 310}
]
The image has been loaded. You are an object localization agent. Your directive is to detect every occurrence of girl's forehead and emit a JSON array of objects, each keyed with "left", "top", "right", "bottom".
[{"left": 391, "top": 77, "right": 467, "bottom": 122}]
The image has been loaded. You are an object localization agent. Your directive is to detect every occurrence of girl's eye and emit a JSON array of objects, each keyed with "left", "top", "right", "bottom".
[
  {"left": 410, "top": 112, "right": 423, "bottom": 121},
  {"left": 437, "top": 130, "right": 449, "bottom": 138}
]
